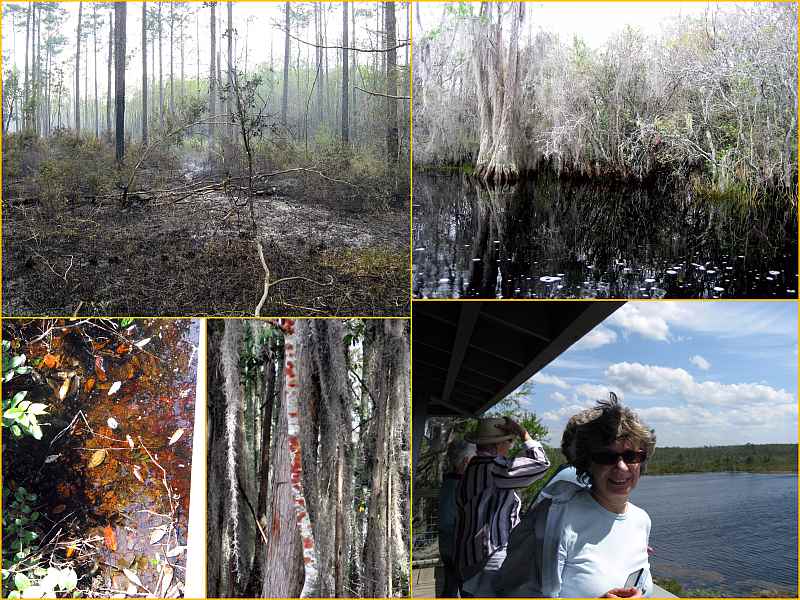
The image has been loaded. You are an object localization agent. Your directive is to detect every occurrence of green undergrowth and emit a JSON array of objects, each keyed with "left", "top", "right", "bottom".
[
  {"left": 2, "top": 131, "right": 182, "bottom": 209},
  {"left": 320, "top": 246, "right": 407, "bottom": 278}
]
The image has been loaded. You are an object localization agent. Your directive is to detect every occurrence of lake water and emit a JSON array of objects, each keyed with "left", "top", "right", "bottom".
[
  {"left": 631, "top": 472, "right": 798, "bottom": 597},
  {"left": 412, "top": 171, "right": 798, "bottom": 299}
]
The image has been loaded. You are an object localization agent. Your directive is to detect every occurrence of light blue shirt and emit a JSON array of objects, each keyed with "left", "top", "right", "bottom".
[{"left": 556, "top": 491, "right": 653, "bottom": 598}]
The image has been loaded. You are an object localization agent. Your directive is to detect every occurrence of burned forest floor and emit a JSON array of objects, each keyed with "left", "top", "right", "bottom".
[{"left": 3, "top": 135, "right": 410, "bottom": 317}]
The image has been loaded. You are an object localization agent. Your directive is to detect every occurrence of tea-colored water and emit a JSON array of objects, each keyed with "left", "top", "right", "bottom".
[{"left": 2, "top": 319, "right": 198, "bottom": 597}]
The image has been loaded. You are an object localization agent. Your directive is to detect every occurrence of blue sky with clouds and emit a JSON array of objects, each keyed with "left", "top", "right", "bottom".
[{"left": 518, "top": 302, "right": 798, "bottom": 448}]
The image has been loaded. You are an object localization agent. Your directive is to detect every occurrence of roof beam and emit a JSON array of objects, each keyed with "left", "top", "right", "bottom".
[
  {"left": 441, "top": 302, "right": 482, "bottom": 407},
  {"left": 474, "top": 301, "right": 623, "bottom": 414}
]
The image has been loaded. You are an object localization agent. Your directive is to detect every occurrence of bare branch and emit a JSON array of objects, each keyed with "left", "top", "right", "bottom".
[{"left": 354, "top": 86, "right": 410, "bottom": 101}]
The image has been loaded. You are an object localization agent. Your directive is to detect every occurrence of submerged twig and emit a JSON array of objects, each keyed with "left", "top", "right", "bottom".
[{"left": 138, "top": 437, "right": 176, "bottom": 518}]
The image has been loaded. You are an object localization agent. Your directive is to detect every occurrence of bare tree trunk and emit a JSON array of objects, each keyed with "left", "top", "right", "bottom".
[
  {"left": 23, "top": 3, "right": 30, "bottom": 130},
  {"left": 196, "top": 13, "right": 200, "bottom": 93},
  {"left": 315, "top": 5, "right": 323, "bottom": 129},
  {"left": 142, "top": 2, "right": 148, "bottom": 145},
  {"left": 75, "top": 1, "right": 82, "bottom": 133},
  {"left": 106, "top": 8, "right": 112, "bottom": 135},
  {"left": 227, "top": 1, "right": 234, "bottom": 138},
  {"left": 180, "top": 13, "right": 185, "bottom": 106},
  {"left": 259, "top": 341, "right": 304, "bottom": 597},
  {"left": 385, "top": 2, "right": 398, "bottom": 171},
  {"left": 281, "top": 2, "right": 290, "bottom": 126},
  {"left": 169, "top": 2, "right": 175, "bottom": 117},
  {"left": 93, "top": 4, "right": 99, "bottom": 138},
  {"left": 32, "top": 3, "right": 38, "bottom": 132},
  {"left": 114, "top": 2, "right": 126, "bottom": 164},
  {"left": 342, "top": 3, "right": 349, "bottom": 145},
  {"left": 158, "top": 2, "right": 163, "bottom": 128},
  {"left": 209, "top": 2, "right": 216, "bottom": 139},
  {"left": 284, "top": 321, "right": 319, "bottom": 597}
]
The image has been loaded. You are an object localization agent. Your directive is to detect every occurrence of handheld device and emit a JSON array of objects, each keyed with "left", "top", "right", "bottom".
[{"left": 624, "top": 568, "right": 645, "bottom": 590}]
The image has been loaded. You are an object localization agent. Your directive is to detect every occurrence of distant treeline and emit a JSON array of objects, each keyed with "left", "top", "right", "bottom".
[{"left": 646, "top": 443, "right": 797, "bottom": 475}]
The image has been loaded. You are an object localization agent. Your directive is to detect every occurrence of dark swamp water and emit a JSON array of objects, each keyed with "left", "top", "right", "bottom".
[
  {"left": 2, "top": 319, "right": 198, "bottom": 597},
  {"left": 633, "top": 472, "right": 798, "bottom": 597},
  {"left": 413, "top": 171, "right": 798, "bottom": 299}
]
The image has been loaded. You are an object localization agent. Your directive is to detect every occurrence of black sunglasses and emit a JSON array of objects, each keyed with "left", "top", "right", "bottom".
[{"left": 591, "top": 450, "right": 648, "bottom": 465}]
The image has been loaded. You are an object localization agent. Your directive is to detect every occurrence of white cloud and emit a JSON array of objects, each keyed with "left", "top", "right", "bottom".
[
  {"left": 689, "top": 355, "right": 711, "bottom": 371},
  {"left": 550, "top": 391, "right": 569, "bottom": 404},
  {"left": 542, "top": 402, "right": 595, "bottom": 422},
  {"left": 606, "top": 362, "right": 694, "bottom": 396},
  {"left": 605, "top": 361, "right": 794, "bottom": 406},
  {"left": 575, "top": 383, "right": 621, "bottom": 402},
  {"left": 607, "top": 303, "right": 683, "bottom": 341},
  {"left": 571, "top": 325, "right": 618, "bottom": 351},
  {"left": 532, "top": 372, "right": 570, "bottom": 389},
  {"left": 607, "top": 302, "right": 797, "bottom": 343}
]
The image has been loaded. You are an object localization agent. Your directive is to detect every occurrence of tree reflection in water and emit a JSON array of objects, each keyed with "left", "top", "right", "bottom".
[{"left": 413, "top": 171, "right": 797, "bottom": 299}]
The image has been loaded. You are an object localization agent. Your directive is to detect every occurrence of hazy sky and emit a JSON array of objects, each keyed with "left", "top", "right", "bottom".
[
  {"left": 2, "top": 2, "right": 409, "bottom": 89},
  {"left": 415, "top": 2, "right": 752, "bottom": 48},
  {"left": 516, "top": 301, "right": 798, "bottom": 447}
]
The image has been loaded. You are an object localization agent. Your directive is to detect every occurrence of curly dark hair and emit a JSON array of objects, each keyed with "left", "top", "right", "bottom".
[{"left": 571, "top": 393, "right": 657, "bottom": 486}]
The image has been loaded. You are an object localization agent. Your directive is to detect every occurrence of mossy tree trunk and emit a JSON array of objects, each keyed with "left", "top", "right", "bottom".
[{"left": 472, "top": 2, "right": 526, "bottom": 184}]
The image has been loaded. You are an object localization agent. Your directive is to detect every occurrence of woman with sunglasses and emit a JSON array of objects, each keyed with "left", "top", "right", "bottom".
[{"left": 540, "top": 394, "right": 657, "bottom": 598}]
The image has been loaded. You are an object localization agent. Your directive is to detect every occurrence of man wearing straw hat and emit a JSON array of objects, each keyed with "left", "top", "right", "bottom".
[{"left": 455, "top": 416, "right": 550, "bottom": 597}]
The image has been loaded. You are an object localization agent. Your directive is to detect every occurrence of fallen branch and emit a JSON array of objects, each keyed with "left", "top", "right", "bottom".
[
  {"left": 254, "top": 167, "right": 359, "bottom": 188},
  {"left": 123, "top": 115, "right": 230, "bottom": 203},
  {"left": 254, "top": 241, "right": 271, "bottom": 317},
  {"left": 253, "top": 240, "right": 335, "bottom": 316},
  {"left": 354, "top": 85, "right": 411, "bottom": 101}
]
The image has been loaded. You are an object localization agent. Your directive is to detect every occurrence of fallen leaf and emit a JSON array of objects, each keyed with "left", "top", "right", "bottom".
[
  {"left": 134, "top": 337, "right": 151, "bottom": 349},
  {"left": 132, "top": 465, "right": 144, "bottom": 483},
  {"left": 95, "top": 356, "right": 107, "bottom": 381},
  {"left": 126, "top": 435, "right": 135, "bottom": 449},
  {"left": 165, "top": 546, "right": 185, "bottom": 558},
  {"left": 42, "top": 354, "right": 59, "bottom": 368},
  {"left": 107, "top": 417, "right": 119, "bottom": 429},
  {"left": 84, "top": 377, "right": 96, "bottom": 393},
  {"left": 65, "top": 545, "right": 76, "bottom": 558},
  {"left": 168, "top": 428, "right": 184, "bottom": 446},
  {"left": 149, "top": 526, "right": 168, "bottom": 545},
  {"left": 88, "top": 449, "right": 107, "bottom": 469},
  {"left": 122, "top": 568, "right": 143, "bottom": 589},
  {"left": 52, "top": 504, "right": 66, "bottom": 514},
  {"left": 58, "top": 377, "right": 71, "bottom": 400},
  {"left": 159, "top": 565, "right": 174, "bottom": 596},
  {"left": 103, "top": 525, "right": 117, "bottom": 551},
  {"left": 108, "top": 381, "right": 122, "bottom": 396},
  {"left": 116, "top": 343, "right": 131, "bottom": 355}
]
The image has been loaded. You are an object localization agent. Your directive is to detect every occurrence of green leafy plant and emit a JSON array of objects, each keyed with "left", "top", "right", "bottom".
[
  {"left": 2, "top": 341, "right": 47, "bottom": 439},
  {"left": 2, "top": 340, "right": 32, "bottom": 381},
  {"left": 1, "top": 342, "right": 70, "bottom": 597},
  {"left": 4, "top": 566, "right": 78, "bottom": 599},
  {"left": 2, "top": 391, "right": 47, "bottom": 440},
  {"left": 0, "top": 487, "right": 77, "bottom": 598}
]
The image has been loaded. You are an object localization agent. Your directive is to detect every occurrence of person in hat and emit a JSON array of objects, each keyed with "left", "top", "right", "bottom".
[
  {"left": 439, "top": 439, "right": 476, "bottom": 597},
  {"left": 455, "top": 416, "right": 550, "bottom": 597}
]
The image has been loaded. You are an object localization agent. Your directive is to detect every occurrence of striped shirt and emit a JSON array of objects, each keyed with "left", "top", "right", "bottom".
[{"left": 455, "top": 439, "right": 550, "bottom": 580}]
